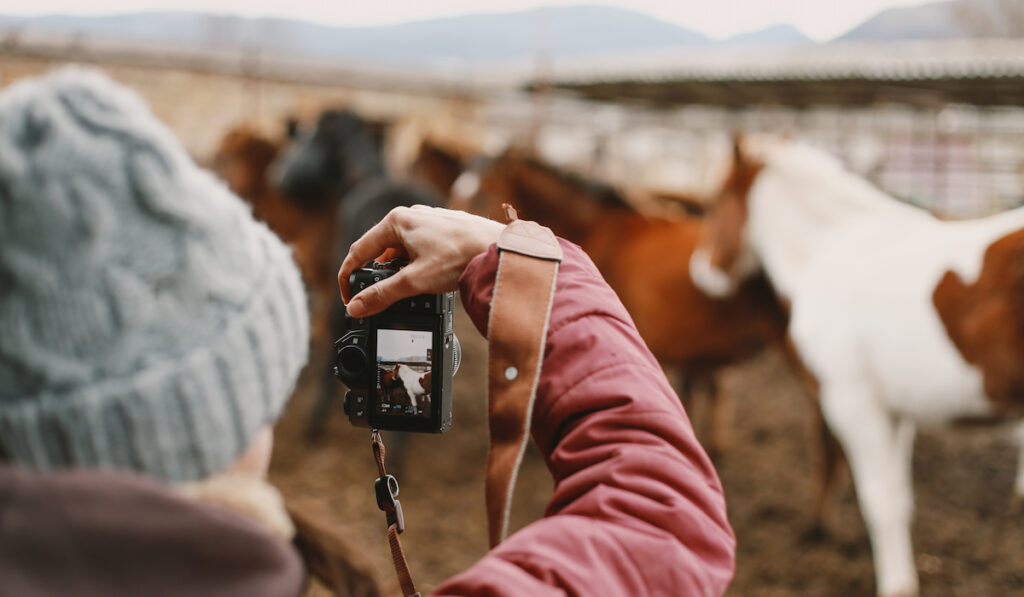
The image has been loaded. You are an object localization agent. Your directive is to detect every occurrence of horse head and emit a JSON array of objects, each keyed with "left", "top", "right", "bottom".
[
  {"left": 690, "top": 134, "right": 767, "bottom": 298},
  {"left": 211, "top": 125, "right": 280, "bottom": 202},
  {"left": 273, "top": 109, "right": 389, "bottom": 208},
  {"left": 407, "top": 138, "right": 465, "bottom": 197},
  {"left": 452, "top": 148, "right": 633, "bottom": 243},
  {"left": 380, "top": 367, "right": 409, "bottom": 406}
]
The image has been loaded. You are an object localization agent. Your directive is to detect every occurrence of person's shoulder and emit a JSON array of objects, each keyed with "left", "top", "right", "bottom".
[{"left": 0, "top": 466, "right": 305, "bottom": 596}]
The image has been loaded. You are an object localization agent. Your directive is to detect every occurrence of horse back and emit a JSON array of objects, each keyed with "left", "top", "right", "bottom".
[
  {"left": 585, "top": 213, "right": 788, "bottom": 368},
  {"left": 789, "top": 219, "right": 1024, "bottom": 420}
]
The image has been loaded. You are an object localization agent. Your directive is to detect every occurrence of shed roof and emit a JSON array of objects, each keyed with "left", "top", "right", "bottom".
[{"left": 542, "top": 40, "right": 1024, "bottom": 108}]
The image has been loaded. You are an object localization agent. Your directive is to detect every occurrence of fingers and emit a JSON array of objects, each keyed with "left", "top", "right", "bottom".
[
  {"left": 338, "top": 206, "right": 501, "bottom": 314},
  {"left": 338, "top": 209, "right": 407, "bottom": 302},
  {"left": 347, "top": 264, "right": 419, "bottom": 318}
]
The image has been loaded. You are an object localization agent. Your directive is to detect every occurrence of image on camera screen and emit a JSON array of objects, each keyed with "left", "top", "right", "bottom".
[{"left": 376, "top": 328, "right": 433, "bottom": 418}]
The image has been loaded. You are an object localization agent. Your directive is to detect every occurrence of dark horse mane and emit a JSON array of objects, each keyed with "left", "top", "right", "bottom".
[
  {"left": 500, "top": 149, "right": 636, "bottom": 212},
  {"left": 273, "top": 107, "right": 444, "bottom": 443}
]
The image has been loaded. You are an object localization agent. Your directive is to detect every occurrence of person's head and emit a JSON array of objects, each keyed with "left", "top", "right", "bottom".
[{"left": 0, "top": 67, "right": 310, "bottom": 483}]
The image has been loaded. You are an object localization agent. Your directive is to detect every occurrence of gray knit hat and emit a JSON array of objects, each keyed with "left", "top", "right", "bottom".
[{"left": 0, "top": 68, "right": 310, "bottom": 483}]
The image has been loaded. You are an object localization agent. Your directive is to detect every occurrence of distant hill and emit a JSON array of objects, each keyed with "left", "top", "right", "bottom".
[
  {"left": 0, "top": 5, "right": 812, "bottom": 67},
  {"left": 839, "top": 0, "right": 962, "bottom": 41},
  {"left": 837, "top": 0, "right": 1023, "bottom": 42},
  {"left": 726, "top": 24, "right": 812, "bottom": 46}
]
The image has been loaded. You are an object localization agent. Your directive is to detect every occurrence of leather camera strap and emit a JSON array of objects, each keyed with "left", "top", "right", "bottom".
[
  {"left": 368, "top": 208, "right": 561, "bottom": 591},
  {"left": 485, "top": 207, "right": 563, "bottom": 547},
  {"left": 370, "top": 431, "right": 420, "bottom": 597}
]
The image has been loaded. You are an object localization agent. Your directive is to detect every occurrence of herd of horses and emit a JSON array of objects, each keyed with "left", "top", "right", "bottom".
[{"left": 210, "top": 110, "right": 1024, "bottom": 597}]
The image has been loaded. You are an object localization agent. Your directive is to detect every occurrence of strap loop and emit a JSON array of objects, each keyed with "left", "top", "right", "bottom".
[
  {"left": 370, "top": 430, "right": 418, "bottom": 596},
  {"left": 374, "top": 474, "right": 405, "bottom": 533}
]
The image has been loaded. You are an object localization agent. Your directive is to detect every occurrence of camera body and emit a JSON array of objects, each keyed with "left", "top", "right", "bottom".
[{"left": 334, "top": 263, "right": 459, "bottom": 433}]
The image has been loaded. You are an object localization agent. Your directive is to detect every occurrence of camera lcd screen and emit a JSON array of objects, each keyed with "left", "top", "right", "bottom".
[{"left": 375, "top": 327, "right": 433, "bottom": 419}]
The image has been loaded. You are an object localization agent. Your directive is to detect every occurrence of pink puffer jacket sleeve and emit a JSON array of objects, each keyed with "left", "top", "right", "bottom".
[{"left": 434, "top": 239, "right": 735, "bottom": 596}]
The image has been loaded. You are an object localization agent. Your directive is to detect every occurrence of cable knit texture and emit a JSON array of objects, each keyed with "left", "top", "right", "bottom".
[{"left": 0, "top": 68, "right": 310, "bottom": 482}]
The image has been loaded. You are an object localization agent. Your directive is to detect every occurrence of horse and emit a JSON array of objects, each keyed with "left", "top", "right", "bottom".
[
  {"left": 210, "top": 124, "right": 338, "bottom": 347},
  {"left": 381, "top": 365, "right": 432, "bottom": 414},
  {"left": 689, "top": 135, "right": 1024, "bottom": 597},
  {"left": 273, "top": 109, "right": 444, "bottom": 443},
  {"left": 451, "top": 148, "right": 789, "bottom": 456},
  {"left": 405, "top": 138, "right": 466, "bottom": 198}
]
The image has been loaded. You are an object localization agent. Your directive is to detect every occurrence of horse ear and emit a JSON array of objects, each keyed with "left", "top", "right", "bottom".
[
  {"left": 731, "top": 132, "right": 745, "bottom": 166},
  {"left": 285, "top": 117, "right": 299, "bottom": 140}
]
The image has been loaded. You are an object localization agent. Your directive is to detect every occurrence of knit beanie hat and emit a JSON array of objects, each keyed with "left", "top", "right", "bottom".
[{"left": 0, "top": 68, "right": 310, "bottom": 483}]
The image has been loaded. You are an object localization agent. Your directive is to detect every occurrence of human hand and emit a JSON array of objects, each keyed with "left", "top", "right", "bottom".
[{"left": 339, "top": 206, "right": 506, "bottom": 318}]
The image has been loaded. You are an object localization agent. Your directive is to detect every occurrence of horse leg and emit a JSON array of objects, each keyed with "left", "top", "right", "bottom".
[
  {"left": 808, "top": 398, "right": 846, "bottom": 538},
  {"left": 306, "top": 358, "right": 339, "bottom": 442},
  {"left": 705, "top": 373, "right": 732, "bottom": 457},
  {"left": 671, "top": 367, "right": 715, "bottom": 453},
  {"left": 662, "top": 363, "right": 688, "bottom": 402},
  {"left": 782, "top": 339, "right": 848, "bottom": 536},
  {"left": 384, "top": 431, "right": 410, "bottom": 479},
  {"left": 666, "top": 366, "right": 729, "bottom": 456},
  {"left": 305, "top": 300, "right": 346, "bottom": 442},
  {"left": 1013, "top": 423, "right": 1024, "bottom": 500},
  {"left": 894, "top": 418, "right": 916, "bottom": 498},
  {"left": 821, "top": 383, "right": 918, "bottom": 597}
]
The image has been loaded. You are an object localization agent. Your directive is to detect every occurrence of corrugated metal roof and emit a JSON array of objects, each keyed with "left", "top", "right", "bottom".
[{"left": 543, "top": 40, "right": 1024, "bottom": 108}]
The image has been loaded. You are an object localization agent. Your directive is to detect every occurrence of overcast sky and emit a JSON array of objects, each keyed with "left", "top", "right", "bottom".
[
  {"left": 377, "top": 329, "right": 431, "bottom": 363},
  {"left": 5, "top": 0, "right": 932, "bottom": 42}
]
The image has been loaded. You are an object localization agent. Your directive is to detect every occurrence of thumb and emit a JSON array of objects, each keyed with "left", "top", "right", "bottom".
[{"left": 346, "top": 267, "right": 418, "bottom": 318}]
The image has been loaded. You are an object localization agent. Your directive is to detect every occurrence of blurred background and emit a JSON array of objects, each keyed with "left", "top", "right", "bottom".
[{"left": 3, "top": 1, "right": 1024, "bottom": 595}]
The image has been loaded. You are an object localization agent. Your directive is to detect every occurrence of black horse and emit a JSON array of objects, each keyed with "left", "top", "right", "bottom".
[{"left": 274, "top": 109, "right": 444, "bottom": 444}]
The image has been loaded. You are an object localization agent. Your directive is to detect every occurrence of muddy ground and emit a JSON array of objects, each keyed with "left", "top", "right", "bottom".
[{"left": 271, "top": 305, "right": 1024, "bottom": 596}]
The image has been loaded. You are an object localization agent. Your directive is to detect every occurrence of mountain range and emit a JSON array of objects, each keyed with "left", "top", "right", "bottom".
[
  {"left": 837, "top": 0, "right": 1023, "bottom": 41},
  {"left": 0, "top": 5, "right": 808, "bottom": 67},
  {"left": 0, "top": 0, "right": 1018, "bottom": 68}
]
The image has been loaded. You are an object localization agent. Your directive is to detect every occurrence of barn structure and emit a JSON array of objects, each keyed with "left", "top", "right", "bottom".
[
  {"left": 519, "top": 39, "right": 1024, "bottom": 218},
  {"left": 4, "top": 32, "right": 1023, "bottom": 217}
]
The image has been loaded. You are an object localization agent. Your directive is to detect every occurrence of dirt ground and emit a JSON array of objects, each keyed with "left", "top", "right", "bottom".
[
  {"left": 6, "top": 53, "right": 1022, "bottom": 597},
  {"left": 270, "top": 303, "right": 1024, "bottom": 597},
  {"left": 270, "top": 306, "right": 551, "bottom": 596},
  {"left": 271, "top": 304, "right": 1024, "bottom": 597}
]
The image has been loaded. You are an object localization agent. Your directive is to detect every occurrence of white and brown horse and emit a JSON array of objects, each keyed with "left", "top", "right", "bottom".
[
  {"left": 453, "top": 148, "right": 789, "bottom": 455},
  {"left": 691, "top": 136, "right": 1024, "bottom": 597}
]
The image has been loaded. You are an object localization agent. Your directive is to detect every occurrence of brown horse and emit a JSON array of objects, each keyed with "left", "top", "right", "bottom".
[
  {"left": 211, "top": 124, "right": 338, "bottom": 347},
  {"left": 452, "top": 149, "right": 789, "bottom": 455},
  {"left": 406, "top": 138, "right": 466, "bottom": 198}
]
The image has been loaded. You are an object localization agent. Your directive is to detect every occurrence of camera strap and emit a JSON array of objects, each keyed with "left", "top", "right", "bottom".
[
  {"left": 370, "top": 430, "right": 420, "bottom": 597},
  {"left": 366, "top": 208, "right": 560, "bottom": 593},
  {"left": 485, "top": 206, "right": 563, "bottom": 547}
]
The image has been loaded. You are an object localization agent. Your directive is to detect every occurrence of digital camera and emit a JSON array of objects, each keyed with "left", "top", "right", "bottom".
[{"left": 333, "top": 261, "right": 460, "bottom": 433}]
